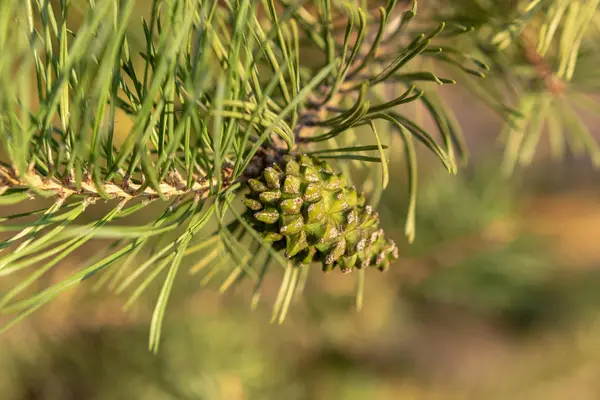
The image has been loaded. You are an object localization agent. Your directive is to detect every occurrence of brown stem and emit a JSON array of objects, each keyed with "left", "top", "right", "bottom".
[{"left": 520, "top": 32, "right": 565, "bottom": 95}]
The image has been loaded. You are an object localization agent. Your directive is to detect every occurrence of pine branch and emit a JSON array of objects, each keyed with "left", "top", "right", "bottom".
[
  {"left": 0, "top": 0, "right": 597, "bottom": 350},
  {"left": 0, "top": 163, "right": 231, "bottom": 201},
  {"left": 430, "top": 0, "right": 600, "bottom": 172}
]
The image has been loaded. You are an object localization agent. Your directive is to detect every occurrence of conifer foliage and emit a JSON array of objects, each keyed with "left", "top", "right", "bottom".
[{"left": 0, "top": 0, "right": 598, "bottom": 351}]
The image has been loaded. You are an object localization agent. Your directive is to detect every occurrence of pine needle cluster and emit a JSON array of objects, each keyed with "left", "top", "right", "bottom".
[{"left": 0, "top": 0, "right": 598, "bottom": 351}]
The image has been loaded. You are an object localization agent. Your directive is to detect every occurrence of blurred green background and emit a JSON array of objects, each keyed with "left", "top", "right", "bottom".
[{"left": 4, "top": 2, "right": 600, "bottom": 399}]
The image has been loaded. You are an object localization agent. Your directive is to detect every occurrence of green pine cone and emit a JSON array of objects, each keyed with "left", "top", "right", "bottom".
[{"left": 243, "top": 155, "right": 398, "bottom": 273}]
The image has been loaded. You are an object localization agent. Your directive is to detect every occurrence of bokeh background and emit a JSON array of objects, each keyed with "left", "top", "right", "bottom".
[{"left": 3, "top": 2, "right": 600, "bottom": 399}]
